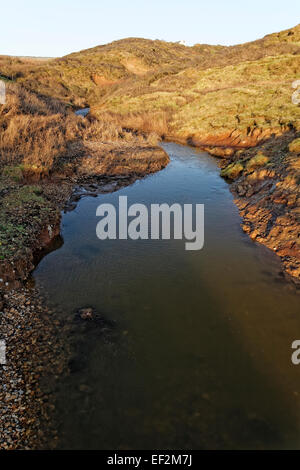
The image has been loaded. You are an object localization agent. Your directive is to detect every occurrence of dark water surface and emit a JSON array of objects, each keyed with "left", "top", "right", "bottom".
[{"left": 34, "top": 143, "right": 300, "bottom": 449}]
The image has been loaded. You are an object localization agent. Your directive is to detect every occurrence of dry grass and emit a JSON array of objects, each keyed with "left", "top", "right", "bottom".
[
  {"left": 1, "top": 24, "right": 299, "bottom": 169},
  {"left": 0, "top": 83, "right": 166, "bottom": 179},
  {"left": 246, "top": 153, "right": 269, "bottom": 170},
  {"left": 0, "top": 84, "right": 68, "bottom": 172},
  {"left": 289, "top": 138, "right": 300, "bottom": 153},
  {"left": 108, "top": 110, "right": 170, "bottom": 136}
]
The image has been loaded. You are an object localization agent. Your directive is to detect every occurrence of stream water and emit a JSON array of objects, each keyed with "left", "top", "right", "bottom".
[{"left": 34, "top": 143, "right": 300, "bottom": 449}]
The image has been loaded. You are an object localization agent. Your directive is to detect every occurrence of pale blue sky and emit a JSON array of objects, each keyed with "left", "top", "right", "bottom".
[{"left": 1, "top": 0, "right": 299, "bottom": 57}]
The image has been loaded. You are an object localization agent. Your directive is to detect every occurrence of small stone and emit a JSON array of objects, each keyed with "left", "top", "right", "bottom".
[{"left": 78, "top": 307, "right": 94, "bottom": 320}]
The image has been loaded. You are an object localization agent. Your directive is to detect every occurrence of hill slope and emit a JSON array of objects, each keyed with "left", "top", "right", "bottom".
[{"left": 1, "top": 23, "right": 300, "bottom": 114}]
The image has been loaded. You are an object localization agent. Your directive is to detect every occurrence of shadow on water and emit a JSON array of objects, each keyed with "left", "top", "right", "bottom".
[
  {"left": 32, "top": 234, "right": 64, "bottom": 268},
  {"left": 33, "top": 143, "right": 300, "bottom": 450}
]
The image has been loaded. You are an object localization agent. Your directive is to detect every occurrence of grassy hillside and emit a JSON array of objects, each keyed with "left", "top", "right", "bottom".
[
  {"left": 0, "top": 39, "right": 204, "bottom": 106},
  {"left": 1, "top": 23, "right": 299, "bottom": 120},
  {"left": 90, "top": 25, "right": 300, "bottom": 145},
  {"left": 1, "top": 25, "right": 300, "bottom": 164},
  {"left": 97, "top": 53, "right": 300, "bottom": 144}
]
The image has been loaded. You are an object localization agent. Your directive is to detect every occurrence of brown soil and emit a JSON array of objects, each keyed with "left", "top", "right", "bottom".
[{"left": 164, "top": 125, "right": 290, "bottom": 155}]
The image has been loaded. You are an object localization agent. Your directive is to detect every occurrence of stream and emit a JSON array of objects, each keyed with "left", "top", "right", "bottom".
[{"left": 33, "top": 143, "right": 300, "bottom": 450}]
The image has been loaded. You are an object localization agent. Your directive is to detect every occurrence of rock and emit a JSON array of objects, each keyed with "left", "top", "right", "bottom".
[
  {"left": 227, "top": 131, "right": 300, "bottom": 284},
  {"left": 203, "top": 146, "right": 235, "bottom": 158},
  {"left": 250, "top": 230, "right": 260, "bottom": 240},
  {"left": 77, "top": 307, "right": 94, "bottom": 320},
  {"left": 237, "top": 184, "right": 246, "bottom": 196}
]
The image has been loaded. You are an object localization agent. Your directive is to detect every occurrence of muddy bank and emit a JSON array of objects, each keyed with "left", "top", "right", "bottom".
[{"left": 219, "top": 131, "right": 300, "bottom": 284}]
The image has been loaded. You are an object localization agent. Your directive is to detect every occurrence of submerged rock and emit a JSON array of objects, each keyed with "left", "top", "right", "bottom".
[
  {"left": 77, "top": 307, "right": 95, "bottom": 321},
  {"left": 74, "top": 307, "right": 116, "bottom": 330}
]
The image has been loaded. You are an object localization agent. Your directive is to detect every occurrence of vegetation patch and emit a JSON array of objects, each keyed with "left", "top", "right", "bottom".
[
  {"left": 246, "top": 153, "right": 269, "bottom": 171},
  {"left": 2, "top": 165, "right": 24, "bottom": 182},
  {"left": 220, "top": 161, "right": 244, "bottom": 180},
  {"left": 289, "top": 138, "right": 300, "bottom": 153}
]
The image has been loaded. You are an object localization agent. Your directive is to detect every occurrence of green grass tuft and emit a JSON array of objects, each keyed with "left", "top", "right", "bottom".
[
  {"left": 246, "top": 153, "right": 269, "bottom": 171},
  {"left": 220, "top": 161, "right": 244, "bottom": 179}
]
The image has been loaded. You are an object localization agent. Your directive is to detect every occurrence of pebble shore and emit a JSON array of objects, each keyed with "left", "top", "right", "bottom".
[{"left": 0, "top": 287, "right": 68, "bottom": 449}]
